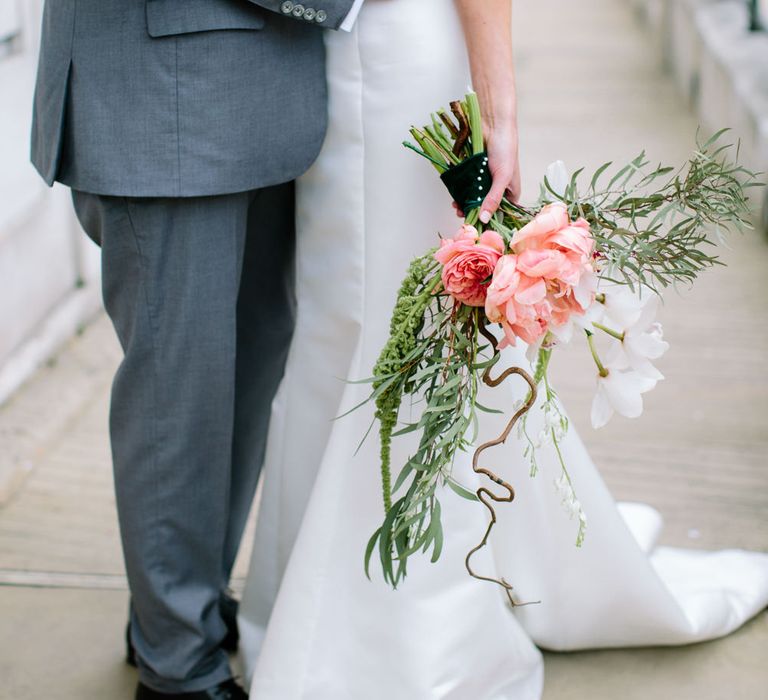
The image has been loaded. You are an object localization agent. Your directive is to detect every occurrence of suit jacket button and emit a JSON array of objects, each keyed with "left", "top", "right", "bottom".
[
  {"left": 315, "top": 9, "right": 327, "bottom": 23},
  {"left": 292, "top": 3, "right": 305, "bottom": 16},
  {"left": 280, "top": 1, "right": 294, "bottom": 13},
  {"left": 303, "top": 7, "right": 317, "bottom": 20}
]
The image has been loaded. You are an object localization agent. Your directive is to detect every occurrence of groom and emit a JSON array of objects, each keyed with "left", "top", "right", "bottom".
[{"left": 31, "top": 1, "right": 359, "bottom": 697}]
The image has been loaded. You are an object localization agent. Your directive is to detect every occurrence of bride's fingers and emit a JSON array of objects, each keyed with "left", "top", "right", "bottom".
[
  {"left": 507, "top": 170, "right": 522, "bottom": 204},
  {"left": 452, "top": 201, "right": 465, "bottom": 218},
  {"left": 479, "top": 171, "right": 510, "bottom": 223}
]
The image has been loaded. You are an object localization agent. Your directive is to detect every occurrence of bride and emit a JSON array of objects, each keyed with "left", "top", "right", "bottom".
[{"left": 238, "top": 0, "right": 768, "bottom": 697}]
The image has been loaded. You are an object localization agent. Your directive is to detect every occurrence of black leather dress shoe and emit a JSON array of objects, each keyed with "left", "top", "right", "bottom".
[
  {"left": 135, "top": 678, "right": 247, "bottom": 699},
  {"left": 218, "top": 593, "right": 240, "bottom": 653},
  {"left": 127, "top": 592, "right": 240, "bottom": 667}
]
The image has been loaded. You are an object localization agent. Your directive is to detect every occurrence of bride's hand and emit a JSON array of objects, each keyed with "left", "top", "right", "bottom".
[
  {"left": 455, "top": 0, "right": 519, "bottom": 222},
  {"left": 480, "top": 120, "right": 521, "bottom": 222},
  {"left": 451, "top": 119, "right": 521, "bottom": 221}
]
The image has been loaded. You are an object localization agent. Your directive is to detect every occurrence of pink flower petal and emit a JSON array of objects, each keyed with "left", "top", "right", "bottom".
[
  {"left": 478, "top": 230, "right": 505, "bottom": 254},
  {"left": 514, "top": 276, "right": 547, "bottom": 305}
]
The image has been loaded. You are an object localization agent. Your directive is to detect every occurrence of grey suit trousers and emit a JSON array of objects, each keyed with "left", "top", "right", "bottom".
[{"left": 71, "top": 185, "right": 296, "bottom": 692}]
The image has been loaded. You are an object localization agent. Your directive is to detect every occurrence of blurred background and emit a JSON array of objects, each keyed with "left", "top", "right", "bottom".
[
  {"left": 1, "top": 1, "right": 767, "bottom": 698},
  {"left": 0, "top": 0, "right": 100, "bottom": 412}
]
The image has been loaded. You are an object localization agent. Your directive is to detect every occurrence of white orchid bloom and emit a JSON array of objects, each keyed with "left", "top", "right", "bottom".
[
  {"left": 597, "top": 282, "right": 647, "bottom": 329},
  {"left": 573, "top": 267, "right": 599, "bottom": 311},
  {"left": 547, "top": 323, "right": 573, "bottom": 345},
  {"left": 525, "top": 335, "right": 546, "bottom": 365},
  {"left": 549, "top": 297, "right": 603, "bottom": 344},
  {"left": 590, "top": 367, "right": 657, "bottom": 429},
  {"left": 604, "top": 295, "right": 670, "bottom": 380},
  {"left": 544, "top": 160, "right": 570, "bottom": 198},
  {"left": 554, "top": 472, "right": 588, "bottom": 544}
]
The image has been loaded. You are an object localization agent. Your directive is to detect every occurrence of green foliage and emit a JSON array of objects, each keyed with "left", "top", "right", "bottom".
[
  {"left": 371, "top": 253, "right": 440, "bottom": 513},
  {"left": 405, "top": 92, "right": 486, "bottom": 172},
  {"left": 539, "top": 130, "right": 761, "bottom": 291},
  {"left": 366, "top": 294, "right": 493, "bottom": 587}
]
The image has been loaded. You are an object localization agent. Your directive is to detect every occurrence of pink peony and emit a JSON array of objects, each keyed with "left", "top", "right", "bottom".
[
  {"left": 548, "top": 280, "right": 590, "bottom": 327},
  {"left": 483, "top": 203, "right": 597, "bottom": 347},
  {"left": 512, "top": 203, "right": 594, "bottom": 287},
  {"left": 434, "top": 225, "right": 505, "bottom": 307},
  {"left": 511, "top": 202, "right": 571, "bottom": 250},
  {"left": 484, "top": 255, "right": 551, "bottom": 347},
  {"left": 513, "top": 202, "right": 592, "bottom": 254}
]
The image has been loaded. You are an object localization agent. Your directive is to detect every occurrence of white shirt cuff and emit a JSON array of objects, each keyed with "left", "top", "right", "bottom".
[{"left": 339, "top": 0, "right": 364, "bottom": 31}]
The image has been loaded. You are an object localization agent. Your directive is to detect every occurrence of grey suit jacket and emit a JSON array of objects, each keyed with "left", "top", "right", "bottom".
[{"left": 31, "top": 0, "right": 356, "bottom": 197}]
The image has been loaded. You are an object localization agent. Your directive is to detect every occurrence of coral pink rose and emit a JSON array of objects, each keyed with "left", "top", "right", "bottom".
[{"left": 435, "top": 225, "right": 505, "bottom": 307}]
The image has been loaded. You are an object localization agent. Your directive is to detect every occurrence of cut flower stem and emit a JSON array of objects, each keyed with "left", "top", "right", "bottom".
[
  {"left": 593, "top": 322, "right": 625, "bottom": 341},
  {"left": 586, "top": 330, "right": 609, "bottom": 377}
]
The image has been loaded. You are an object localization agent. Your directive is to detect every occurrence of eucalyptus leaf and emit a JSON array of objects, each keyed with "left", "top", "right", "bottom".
[{"left": 446, "top": 478, "right": 479, "bottom": 501}]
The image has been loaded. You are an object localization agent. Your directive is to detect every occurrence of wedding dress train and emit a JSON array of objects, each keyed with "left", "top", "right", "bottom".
[{"left": 238, "top": 2, "right": 768, "bottom": 697}]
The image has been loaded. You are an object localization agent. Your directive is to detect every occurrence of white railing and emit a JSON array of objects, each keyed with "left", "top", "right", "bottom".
[
  {"left": 0, "top": 0, "right": 102, "bottom": 406},
  {"left": 0, "top": 0, "right": 21, "bottom": 58}
]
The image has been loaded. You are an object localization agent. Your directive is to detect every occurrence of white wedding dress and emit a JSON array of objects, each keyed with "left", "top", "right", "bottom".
[{"left": 238, "top": 1, "right": 768, "bottom": 697}]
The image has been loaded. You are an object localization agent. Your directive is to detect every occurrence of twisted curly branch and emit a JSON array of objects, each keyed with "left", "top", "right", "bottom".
[{"left": 465, "top": 322, "right": 541, "bottom": 607}]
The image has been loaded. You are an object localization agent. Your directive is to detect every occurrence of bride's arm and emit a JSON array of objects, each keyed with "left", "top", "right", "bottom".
[{"left": 455, "top": 0, "right": 520, "bottom": 218}]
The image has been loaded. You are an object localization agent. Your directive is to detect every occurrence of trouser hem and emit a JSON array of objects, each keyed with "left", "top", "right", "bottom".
[{"left": 138, "top": 663, "right": 234, "bottom": 694}]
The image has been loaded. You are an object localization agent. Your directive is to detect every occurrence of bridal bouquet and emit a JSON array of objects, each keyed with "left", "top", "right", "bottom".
[{"left": 357, "top": 92, "right": 760, "bottom": 599}]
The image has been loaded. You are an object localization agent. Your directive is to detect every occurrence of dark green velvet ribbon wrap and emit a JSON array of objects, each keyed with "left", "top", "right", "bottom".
[{"left": 439, "top": 151, "right": 492, "bottom": 213}]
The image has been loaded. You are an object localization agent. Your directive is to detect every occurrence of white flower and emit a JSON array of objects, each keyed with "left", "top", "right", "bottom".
[
  {"left": 590, "top": 367, "right": 657, "bottom": 429},
  {"left": 547, "top": 322, "right": 573, "bottom": 345},
  {"left": 544, "top": 160, "right": 570, "bottom": 197},
  {"left": 549, "top": 296, "right": 603, "bottom": 344},
  {"left": 554, "top": 472, "right": 588, "bottom": 530},
  {"left": 524, "top": 335, "right": 546, "bottom": 364},
  {"left": 598, "top": 282, "right": 646, "bottom": 329},
  {"left": 605, "top": 295, "right": 669, "bottom": 380},
  {"left": 573, "top": 267, "right": 599, "bottom": 312},
  {"left": 535, "top": 410, "right": 564, "bottom": 449},
  {"left": 554, "top": 472, "right": 570, "bottom": 498}
]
